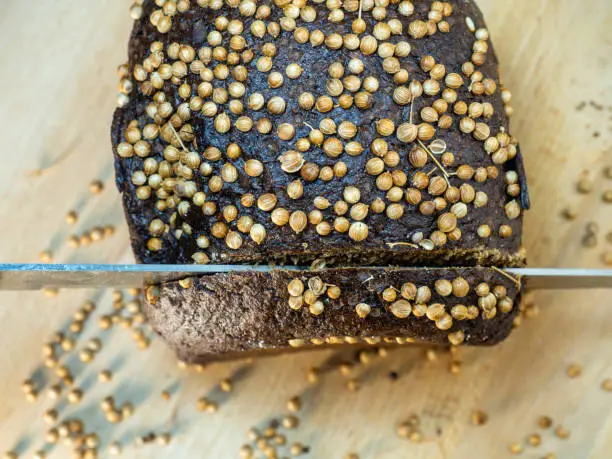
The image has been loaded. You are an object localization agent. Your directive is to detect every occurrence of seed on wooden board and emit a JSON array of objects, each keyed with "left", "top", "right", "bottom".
[
  {"left": 219, "top": 379, "right": 232, "bottom": 392},
  {"left": 577, "top": 176, "right": 593, "bottom": 194},
  {"left": 538, "top": 416, "right": 553, "bottom": 429},
  {"left": 90, "top": 179, "right": 104, "bottom": 194},
  {"left": 99, "top": 370, "right": 112, "bottom": 382},
  {"left": 527, "top": 433, "right": 541, "bottom": 447},
  {"left": 471, "top": 410, "right": 488, "bottom": 425},
  {"left": 566, "top": 363, "right": 582, "bottom": 378},
  {"left": 287, "top": 396, "right": 301, "bottom": 412},
  {"left": 554, "top": 425, "right": 570, "bottom": 439},
  {"left": 561, "top": 207, "right": 578, "bottom": 220}
]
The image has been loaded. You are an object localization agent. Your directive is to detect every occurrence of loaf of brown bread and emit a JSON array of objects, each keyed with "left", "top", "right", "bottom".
[{"left": 112, "top": 0, "right": 528, "bottom": 363}]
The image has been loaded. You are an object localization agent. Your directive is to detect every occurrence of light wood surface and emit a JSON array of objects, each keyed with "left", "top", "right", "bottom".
[{"left": 1, "top": 1, "right": 612, "bottom": 458}]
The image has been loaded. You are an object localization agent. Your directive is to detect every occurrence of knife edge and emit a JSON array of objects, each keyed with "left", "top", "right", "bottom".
[{"left": 1, "top": 264, "right": 611, "bottom": 291}]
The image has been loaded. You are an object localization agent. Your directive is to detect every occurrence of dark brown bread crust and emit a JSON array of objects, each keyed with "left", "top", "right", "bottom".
[
  {"left": 112, "top": 0, "right": 528, "bottom": 268},
  {"left": 145, "top": 267, "right": 520, "bottom": 363}
]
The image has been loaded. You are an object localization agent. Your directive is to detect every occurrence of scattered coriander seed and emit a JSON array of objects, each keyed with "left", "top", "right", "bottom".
[
  {"left": 65, "top": 210, "right": 78, "bottom": 225},
  {"left": 289, "top": 443, "right": 306, "bottom": 456},
  {"left": 99, "top": 370, "right": 112, "bottom": 382},
  {"left": 554, "top": 425, "right": 570, "bottom": 439},
  {"left": 47, "top": 384, "right": 61, "bottom": 400},
  {"left": 287, "top": 396, "right": 301, "bottom": 412},
  {"left": 99, "top": 314, "right": 112, "bottom": 329},
  {"left": 108, "top": 442, "right": 122, "bottom": 456},
  {"left": 239, "top": 445, "right": 253, "bottom": 459},
  {"left": 90, "top": 180, "right": 104, "bottom": 194},
  {"left": 508, "top": 443, "right": 523, "bottom": 455},
  {"left": 527, "top": 433, "right": 541, "bottom": 447},
  {"left": 39, "top": 250, "right": 53, "bottom": 263},
  {"left": 566, "top": 363, "right": 582, "bottom": 378},
  {"left": 339, "top": 363, "right": 352, "bottom": 377},
  {"left": 601, "top": 378, "right": 612, "bottom": 391},
  {"left": 85, "top": 433, "right": 99, "bottom": 449},
  {"left": 197, "top": 397, "right": 210, "bottom": 412},
  {"left": 57, "top": 422, "right": 70, "bottom": 437},
  {"left": 67, "top": 388, "right": 83, "bottom": 404},
  {"left": 79, "top": 349, "right": 94, "bottom": 363},
  {"left": 396, "top": 422, "right": 411, "bottom": 438},
  {"left": 471, "top": 410, "right": 488, "bottom": 425},
  {"left": 43, "top": 409, "right": 58, "bottom": 425},
  {"left": 121, "top": 401, "right": 134, "bottom": 418},
  {"left": 577, "top": 176, "right": 593, "bottom": 194},
  {"left": 22, "top": 379, "right": 36, "bottom": 394},
  {"left": 301, "top": 368, "right": 318, "bottom": 387},
  {"left": 157, "top": 433, "right": 171, "bottom": 446},
  {"left": 449, "top": 361, "right": 461, "bottom": 374},
  {"left": 283, "top": 415, "right": 299, "bottom": 430},
  {"left": 220, "top": 378, "right": 232, "bottom": 392},
  {"left": 538, "top": 416, "right": 553, "bottom": 429},
  {"left": 561, "top": 207, "right": 578, "bottom": 220}
]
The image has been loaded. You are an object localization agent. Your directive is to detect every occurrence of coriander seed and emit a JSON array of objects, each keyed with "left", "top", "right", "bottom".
[
  {"left": 471, "top": 410, "right": 488, "bottom": 425},
  {"left": 90, "top": 180, "right": 104, "bottom": 194},
  {"left": 566, "top": 363, "right": 582, "bottom": 378},
  {"left": 287, "top": 396, "right": 301, "bottom": 412}
]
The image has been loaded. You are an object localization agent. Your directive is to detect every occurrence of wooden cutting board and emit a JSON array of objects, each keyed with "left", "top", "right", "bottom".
[{"left": 0, "top": 1, "right": 611, "bottom": 458}]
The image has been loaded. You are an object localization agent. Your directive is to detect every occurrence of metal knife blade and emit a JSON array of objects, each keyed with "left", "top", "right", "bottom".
[{"left": 1, "top": 264, "right": 612, "bottom": 291}]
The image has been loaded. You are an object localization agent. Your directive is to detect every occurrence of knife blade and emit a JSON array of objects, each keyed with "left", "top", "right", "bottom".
[{"left": 0, "top": 264, "right": 611, "bottom": 291}]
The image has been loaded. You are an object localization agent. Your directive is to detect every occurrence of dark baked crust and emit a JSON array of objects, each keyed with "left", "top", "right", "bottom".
[
  {"left": 112, "top": 0, "right": 528, "bottom": 268},
  {"left": 145, "top": 266, "right": 520, "bottom": 363}
]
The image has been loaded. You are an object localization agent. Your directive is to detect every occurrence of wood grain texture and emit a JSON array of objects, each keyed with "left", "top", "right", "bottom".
[{"left": 0, "top": 1, "right": 611, "bottom": 458}]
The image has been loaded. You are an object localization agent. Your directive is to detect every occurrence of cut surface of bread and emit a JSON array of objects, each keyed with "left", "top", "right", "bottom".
[{"left": 145, "top": 267, "right": 520, "bottom": 363}]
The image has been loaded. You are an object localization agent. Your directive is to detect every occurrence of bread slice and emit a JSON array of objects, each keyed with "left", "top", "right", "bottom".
[
  {"left": 144, "top": 267, "right": 520, "bottom": 363},
  {"left": 112, "top": 0, "right": 528, "bottom": 362}
]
